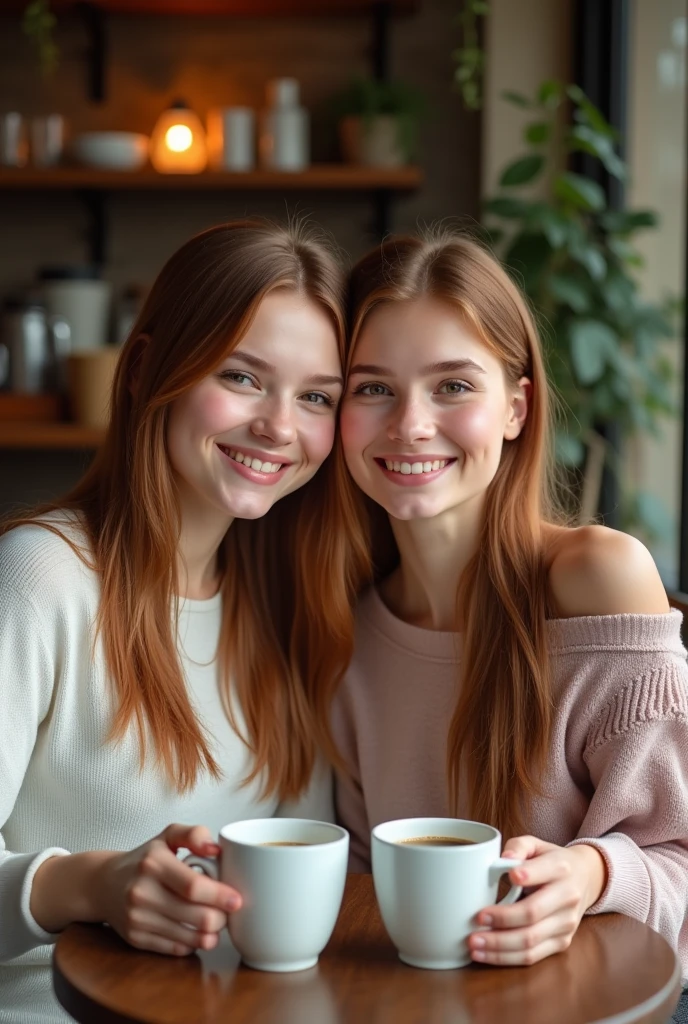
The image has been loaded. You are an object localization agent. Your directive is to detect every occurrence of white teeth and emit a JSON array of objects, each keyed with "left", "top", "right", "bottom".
[
  {"left": 223, "top": 446, "right": 283, "bottom": 473},
  {"left": 382, "top": 458, "right": 451, "bottom": 476}
]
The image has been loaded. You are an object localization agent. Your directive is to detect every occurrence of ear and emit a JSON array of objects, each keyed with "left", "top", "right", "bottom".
[
  {"left": 127, "top": 333, "right": 151, "bottom": 399},
  {"left": 504, "top": 376, "right": 531, "bottom": 441}
]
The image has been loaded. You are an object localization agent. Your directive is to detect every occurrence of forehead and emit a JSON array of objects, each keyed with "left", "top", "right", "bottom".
[
  {"left": 235, "top": 289, "right": 341, "bottom": 369},
  {"left": 355, "top": 296, "right": 501, "bottom": 374}
]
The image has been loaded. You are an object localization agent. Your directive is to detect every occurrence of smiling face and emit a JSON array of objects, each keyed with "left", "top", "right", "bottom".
[
  {"left": 340, "top": 295, "right": 529, "bottom": 522},
  {"left": 167, "top": 288, "right": 342, "bottom": 527}
]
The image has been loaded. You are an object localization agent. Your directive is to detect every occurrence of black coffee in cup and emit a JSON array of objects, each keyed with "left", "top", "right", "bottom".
[{"left": 259, "top": 841, "right": 311, "bottom": 847}]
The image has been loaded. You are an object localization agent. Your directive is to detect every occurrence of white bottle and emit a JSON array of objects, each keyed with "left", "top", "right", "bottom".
[{"left": 259, "top": 78, "right": 310, "bottom": 172}]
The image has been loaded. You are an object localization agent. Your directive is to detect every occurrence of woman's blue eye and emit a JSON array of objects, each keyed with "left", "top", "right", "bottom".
[
  {"left": 301, "top": 392, "right": 335, "bottom": 407},
  {"left": 354, "top": 382, "right": 391, "bottom": 397},
  {"left": 222, "top": 371, "right": 255, "bottom": 387}
]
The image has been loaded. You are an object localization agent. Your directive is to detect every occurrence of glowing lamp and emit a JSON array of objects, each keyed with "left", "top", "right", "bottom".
[{"left": 150, "top": 100, "right": 207, "bottom": 173}]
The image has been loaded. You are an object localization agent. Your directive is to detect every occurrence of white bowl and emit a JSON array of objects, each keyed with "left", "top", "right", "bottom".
[{"left": 72, "top": 131, "right": 149, "bottom": 170}]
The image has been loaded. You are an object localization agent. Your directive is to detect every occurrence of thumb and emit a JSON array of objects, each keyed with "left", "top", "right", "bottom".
[{"left": 162, "top": 823, "right": 220, "bottom": 856}]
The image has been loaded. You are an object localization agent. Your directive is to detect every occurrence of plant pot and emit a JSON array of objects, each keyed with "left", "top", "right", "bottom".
[{"left": 339, "top": 115, "right": 408, "bottom": 168}]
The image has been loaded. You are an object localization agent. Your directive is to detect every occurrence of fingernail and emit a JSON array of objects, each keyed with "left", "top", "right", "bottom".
[
  {"left": 514, "top": 869, "right": 527, "bottom": 883},
  {"left": 472, "top": 935, "right": 486, "bottom": 948},
  {"left": 472, "top": 950, "right": 486, "bottom": 961},
  {"left": 481, "top": 914, "right": 493, "bottom": 926},
  {"left": 503, "top": 851, "right": 516, "bottom": 858},
  {"left": 225, "top": 895, "right": 241, "bottom": 911}
]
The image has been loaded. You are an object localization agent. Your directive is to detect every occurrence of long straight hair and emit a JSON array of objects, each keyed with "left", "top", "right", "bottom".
[
  {"left": 1, "top": 220, "right": 369, "bottom": 799},
  {"left": 338, "top": 230, "right": 561, "bottom": 840}
]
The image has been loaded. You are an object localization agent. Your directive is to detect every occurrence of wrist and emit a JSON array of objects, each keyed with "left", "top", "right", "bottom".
[
  {"left": 574, "top": 844, "right": 608, "bottom": 909},
  {"left": 30, "top": 851, "right": 115, "bottom": 933}
]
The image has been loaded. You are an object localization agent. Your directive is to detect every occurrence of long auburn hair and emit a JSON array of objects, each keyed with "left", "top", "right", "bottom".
[
  {"left": 338, "top": 230, "right": 562, "bottom": 840},
  {"left": 1, "top": 219, "right": 368, "bottom": 799}
]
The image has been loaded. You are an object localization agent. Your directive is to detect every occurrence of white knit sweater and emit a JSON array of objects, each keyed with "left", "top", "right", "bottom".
[{"left": 0, "top": 519, "right": 332, "bottom": 1023}]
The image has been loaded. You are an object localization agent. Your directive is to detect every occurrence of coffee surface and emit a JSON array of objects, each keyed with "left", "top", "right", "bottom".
[
  {"left": 258, "top": 841, "right": 311, "bottom": 847},
  {"left": 397, "top": 836, "right": 476, "bottom": 847}
]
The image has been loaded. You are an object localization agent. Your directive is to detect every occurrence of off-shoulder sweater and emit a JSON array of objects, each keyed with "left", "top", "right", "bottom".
[{"left": 331, "top": 586, "right": 688, "bottom": 983}]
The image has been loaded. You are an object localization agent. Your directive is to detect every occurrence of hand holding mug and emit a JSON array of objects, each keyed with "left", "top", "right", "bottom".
[
  {"left": 94, "top": 823, "right": 242, "bottom": 956},
  {"left": 468, "top": 835, "right": 608, "bottom": 966}
]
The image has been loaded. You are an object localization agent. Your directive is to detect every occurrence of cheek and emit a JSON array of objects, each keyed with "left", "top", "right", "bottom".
[
  {"left": 339, "top": 405, "right": 375, "bottom": 459},
  {"left": 301, "top": 416, "right": 337, "bottom": 465},
  {"left": 444, "top": 404, "right": 506, "bottom": 450}
]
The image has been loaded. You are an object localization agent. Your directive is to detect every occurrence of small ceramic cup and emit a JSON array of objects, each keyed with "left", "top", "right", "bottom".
[{"left": 185, "top": 818, "right": 349, "bottom": 972}]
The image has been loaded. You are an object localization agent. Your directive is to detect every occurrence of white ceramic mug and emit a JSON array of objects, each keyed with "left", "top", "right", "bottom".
[
  {"left": 184, "top": 818, "right": 348, "bottom": 972},
  {"left": 371, "top": 817, "right": 523, "bottom": 970}
]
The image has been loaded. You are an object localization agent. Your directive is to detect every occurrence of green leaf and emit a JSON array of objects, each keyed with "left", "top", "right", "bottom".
[
  {"left": 602, "top": 209, "right": 658, "bottom": 235},
  {"left": 554, "top": 172, "right": 606, "bottom": 212},
  {"left": 483, "top": 196, "right": 531, "bottom": 218},
  {"left": 500, "top": 155, "right": 546, "bottom": 187},
  {"left": 504, "top": 232, "right": 553, "bottom": 289},
  {"left": 525, "top": 121, "right": 551, "bottom": 145},
  {"left": 501, "top": 90, "right": 532, "bottom": 108},
  {"left": 570, "top": 243, "right": 607, "bottom": 282},
  {"left": 537, "top": 80, "right": 563, "bottom": 109},
  {"left": 569, "top": 319, "right": 618, "bottom": 384},
  {"left": 548, "top": 275, "right": 590, "bottom": 313},
  {"left": 525, "top": 205, "right": 571, "bottom": 248},
  {"left": 566, "top": 85, "right": 615, "bottom": 136},
  {"left": 608, "top": 238, "right": 644, "bottom": 266},
  {"left": 569, "top": 125, "right": 626, "bottom": 180},
  {"left": 555, "top": 431, "right": 585, "bottom": 467},
  {"left": 602, "top": 270, "right": 636, "bottom": 312}
]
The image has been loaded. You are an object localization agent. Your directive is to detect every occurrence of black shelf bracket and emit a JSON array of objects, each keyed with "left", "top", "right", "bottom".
[
  {"left": 78, "top": 190, "right": 107, "bottom": 267},
  {"left": 75, "top": 1, "right": 108, "bottom": 104}
]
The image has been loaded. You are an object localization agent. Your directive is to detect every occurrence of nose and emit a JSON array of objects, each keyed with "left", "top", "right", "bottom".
[
  {"left": 387, "top": 394, "right": 436, "bottom": 444},
  {"left": 250, "top": 396, "right": 297, "bottom": 447}
]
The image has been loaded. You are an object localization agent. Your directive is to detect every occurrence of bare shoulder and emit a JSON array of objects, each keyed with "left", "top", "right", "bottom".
[{"left": 546, "top": 524, "right": 670, "bottom": 618}]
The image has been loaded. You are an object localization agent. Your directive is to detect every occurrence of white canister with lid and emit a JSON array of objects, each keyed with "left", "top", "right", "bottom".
[
  {"left": 207, "top": 107, "right": 255, "bottom": 171},
  {"left": 259, "top": 78, "right": 310, "bottom": 172},
  {"left": 39, "top": 267, "right": 112, "bottom": 352}
]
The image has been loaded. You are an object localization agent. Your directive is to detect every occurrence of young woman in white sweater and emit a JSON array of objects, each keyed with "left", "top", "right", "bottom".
[{"left": 0, "top": 220, "right": 364, "bottom": 1023}]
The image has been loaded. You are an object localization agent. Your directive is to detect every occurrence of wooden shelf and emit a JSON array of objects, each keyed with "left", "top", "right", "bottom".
[
  {"left": 4, "top": 0, "right": 417, "bottom": 15},
  {"left": 0, "top": 423, "right": 104, "bottom": 450},
  {"left": 0, "top": 165, "right": 422, "bottom": 192}
]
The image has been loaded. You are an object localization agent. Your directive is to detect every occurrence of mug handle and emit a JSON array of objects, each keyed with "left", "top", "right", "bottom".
[
  {"left": 182, "top": 853, "right": 219, "bottom": 880},
  {"left": 489, "top": 857, "right": 524, "bottom": 905}
]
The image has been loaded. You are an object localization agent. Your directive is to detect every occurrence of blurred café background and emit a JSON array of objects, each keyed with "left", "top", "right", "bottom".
[{"left": 0, "top": 0, "right": 685, "bottom": 590}]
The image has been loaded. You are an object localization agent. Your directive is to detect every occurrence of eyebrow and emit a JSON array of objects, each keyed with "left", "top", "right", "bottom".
[
  {"left": 231, "top": 349, "right": 343, "bottom": 387},
  {"left": 348, "top": 359, "right": 487, "bottom": 377}
]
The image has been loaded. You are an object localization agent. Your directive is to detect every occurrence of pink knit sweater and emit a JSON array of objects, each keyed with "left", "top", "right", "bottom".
[{"left": 331, "top": 587, "right": 688, "bottom": 981}]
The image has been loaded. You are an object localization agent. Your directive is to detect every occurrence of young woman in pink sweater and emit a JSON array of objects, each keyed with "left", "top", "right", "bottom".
[{"left": 327, "top": 231, "right": 688, "bottom": 1001}]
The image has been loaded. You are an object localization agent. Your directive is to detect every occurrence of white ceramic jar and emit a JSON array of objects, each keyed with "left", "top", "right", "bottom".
[{"left": 259, "top": 78, "right": 310, "bottom": 172}]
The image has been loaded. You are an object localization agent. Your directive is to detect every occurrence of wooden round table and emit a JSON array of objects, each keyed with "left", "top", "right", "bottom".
[{"left": 53, "top": 874, "right": 681, "bottom": 1024}]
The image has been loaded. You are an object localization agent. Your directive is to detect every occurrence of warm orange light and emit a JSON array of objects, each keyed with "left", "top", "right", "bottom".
[
  {"left": 165, "top": 124, "right": 193, "bottom": 153},
  {"left": 150, "top": 101, "right": 207, "bottom": 173}
]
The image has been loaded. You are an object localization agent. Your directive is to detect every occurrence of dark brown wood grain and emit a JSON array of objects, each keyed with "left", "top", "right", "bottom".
[{"left": 53, "top": 874, "right": 681, "bottom": 1024}]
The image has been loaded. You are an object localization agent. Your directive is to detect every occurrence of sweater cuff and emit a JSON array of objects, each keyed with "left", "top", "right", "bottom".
[
  {"left": 568, "top": 833, "right": 651, "bottom": 921},
  {"left": 0, "top": 848, "right": 71, "bottom": 956}
]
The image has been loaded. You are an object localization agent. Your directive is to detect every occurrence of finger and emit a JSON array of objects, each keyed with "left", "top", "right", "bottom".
[
  {"left": 133, "top": 886, "right": 227, "bottom": 933},
  {"left": 477, "top": 880, "right": 578, "bottom": 930},
  {"left": 508, "top": 850, "right": 573, "bottom": 890},
  {"left": 470, "top": 932, "right": 574, "bottom": 966},
  {"left": 501, "top": 835, "right": 555, "bottom": 861},
  {"left": 127, "top": 908, "right": 220, "bottom": 951},
  {"left": 126, "top": 930, "right": 196, "bottom": 957},
  {"left": 141, "top": 852, "right": 241, "bottom": 912},
  {"left": 161, "top": 824, "right": 220, "bottom": 857},
  {"left": 469, "top": 908, "right": 578, "bottom": 956}
]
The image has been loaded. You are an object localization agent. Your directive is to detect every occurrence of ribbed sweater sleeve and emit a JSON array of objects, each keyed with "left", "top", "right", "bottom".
[
  {"left": 568, "top": 660, "right": 688, "bottom": 950},
  {"left": 0, "top": 579, "right": 69, "bottom": 963}
]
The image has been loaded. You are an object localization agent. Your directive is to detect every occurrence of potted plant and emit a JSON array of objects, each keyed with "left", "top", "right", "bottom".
[
  {"left": 482, "top": 81, "right": 677, "bottom": 536},
  {"left": 332, "top": 77, "right": 424, "bottom": 168}
]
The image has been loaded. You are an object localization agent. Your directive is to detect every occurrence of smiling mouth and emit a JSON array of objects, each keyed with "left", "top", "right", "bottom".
[
  {"left": 375, "top": 458, "right": 456, "bottom": 476},
  {"left": 217, "top": 445, "right": 287, "bottom": 475}
]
